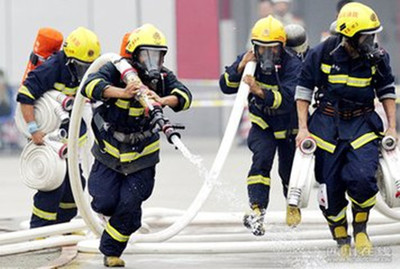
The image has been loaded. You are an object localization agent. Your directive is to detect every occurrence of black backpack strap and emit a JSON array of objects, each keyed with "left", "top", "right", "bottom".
[
  {"left": 313, "top": 35, "right": 342, "bottom": 107},
  {"left": 91, "top": 103, "right": 113, "bottom": 152}
]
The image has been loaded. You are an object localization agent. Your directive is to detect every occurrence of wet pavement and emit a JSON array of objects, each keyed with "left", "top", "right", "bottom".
[{"left": 1, "top": 137, "right": 400, "bottom": 268}]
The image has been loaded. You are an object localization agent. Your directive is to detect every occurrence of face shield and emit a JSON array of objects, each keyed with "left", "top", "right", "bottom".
[
  {"left": 134, "top": 47, "right": 166, "bottom": 84},
  {"left": 350, "top": 30, "right": 383, "bottom": 64},
  {"left": 357, "top": 34, "right": 382, "bottom": 62},
  {"left": 253, "top": 42, "right": 283, "bottom": 75},
  {"left": 67, "top": 59, "right": 91, "bottom": 82}
]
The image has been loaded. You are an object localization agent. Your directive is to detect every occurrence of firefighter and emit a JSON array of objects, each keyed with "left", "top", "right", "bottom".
[
  {"left": 219, "top": 15, "right": 302, "bottom": 236},
  {"left": 16, "top": 27, "right": 101, "bottom": 228},
  {"left": 295, "top": 2, "right": 396, "bottom": 257},
  {"left": 81, "top": 24, "right": 192, "bottom": 267}
]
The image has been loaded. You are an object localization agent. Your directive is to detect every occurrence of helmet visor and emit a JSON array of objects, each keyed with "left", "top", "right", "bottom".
[
  {"left": 138, "top": 48, "right": 165, "bottom": 73},
  {"left": 357, "top": 34, "right": 376, "bottom": 53},
  {"left": 355, "top": 33, "right": 383, "bottom": 63},
  {"left": 69, "top": 59, "right": 91, "bottom": 82}
]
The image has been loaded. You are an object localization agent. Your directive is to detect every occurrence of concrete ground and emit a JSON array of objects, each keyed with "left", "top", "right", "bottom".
[{"left": 1, "top": 137, "right": 400, "bottom": 268}]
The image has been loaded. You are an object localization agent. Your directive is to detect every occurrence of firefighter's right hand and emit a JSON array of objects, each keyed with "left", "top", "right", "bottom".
[
  {"left": 31, "top": 131, "right": 45, "bottom": 145},
  {"left": 295, "top": 128, "right": 310, "bottom": 148},
  {"left": 122, "top": 82, "right": 142, "bottom": 99},
  {"left": 238, "top": 50, "right": 256, "bottom": 73}
]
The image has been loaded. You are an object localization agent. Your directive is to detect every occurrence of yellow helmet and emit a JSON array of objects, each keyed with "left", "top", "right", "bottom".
[
  {"left": 63, "top": 27, "right": 101, "bottom": 63},
  {"left": 251, "top": 15, "right": 286, "bottom": 46},
  {"left": 336, "top": 2, "right": 382, "bottom": 38},
  {"left": 126, "top": 24, "right": 168, "bottom": 55}
]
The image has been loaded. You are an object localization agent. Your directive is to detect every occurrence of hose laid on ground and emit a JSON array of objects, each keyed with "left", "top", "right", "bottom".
[
  {"left": 164, "top": 222, "right": 400, "bottom": 242},
  {"left": 0, "top": 235, "right": 85, "bottom": 256},
  {"left": 140, "top": 208, "right": 395, "bottom": 226},
  {"left": 1, "top": 209, "right": 399, "bottom": 255},
  {"left": 0, "top": 220, "right": 86, "bottom": 246},
  {"left": 0, "top": 207, "right": 394, "bottom": 246},
  {"left": 78, "top": 233, "right": 400, "bottom": 254}
]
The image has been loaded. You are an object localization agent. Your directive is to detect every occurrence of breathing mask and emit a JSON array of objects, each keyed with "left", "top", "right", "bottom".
[
  {"left": 67, "top": 58, "right": 91, "bottom": 83},
  {"left": 254, "top": 43, "right": 282, "bottom": 75},
  {"left": 132, "top": 47, "right": 166, "bottom": 85},
  {"left": 351, "top": 33, "right": 383, "bottom": 64}
]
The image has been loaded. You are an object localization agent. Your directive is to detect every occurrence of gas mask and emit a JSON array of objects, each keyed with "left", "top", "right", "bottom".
[
  {"left": 254, "top": 44, "right": 282, "bottom": 75},
  {"left": 67, "top": 58, "right": 91, "bottom": 83},
  {"left": 351, "top": 33, "right": 383, "bottom": 64},
  {"left": 132, "top": 47, "right": 166, "bottom": 85}
]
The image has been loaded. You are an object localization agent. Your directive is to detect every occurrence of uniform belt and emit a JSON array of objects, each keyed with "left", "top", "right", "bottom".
[
  {"left": 319, "top": 104, "right": 374, "bottom": 120},
  {"left": 93, "top": 113, "right": 153, "bottom": 145}
]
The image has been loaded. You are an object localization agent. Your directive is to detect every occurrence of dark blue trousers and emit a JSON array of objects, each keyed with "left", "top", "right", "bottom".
[
  {"left": 88, "top": 160, "right": 155, "bottom": 257},
  {"left": 30, "top": 164, "right": 85, "bottom": 228},
  {"left": 247, "top": 125, "right": 296, "bottom": 209},
  {"left": 314, "top": 139, "right": 379, "bottom": 223}
]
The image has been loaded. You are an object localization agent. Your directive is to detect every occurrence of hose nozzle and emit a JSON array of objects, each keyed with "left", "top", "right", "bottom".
[
  {"left": 382, "top": 136, "right": 397, "bottom": 151},
  {"left": 148, "top": 106, "right": 185, "bottom": 143},
  {"left": 163, "top": 124, "right": 180, "bottom": 144}
]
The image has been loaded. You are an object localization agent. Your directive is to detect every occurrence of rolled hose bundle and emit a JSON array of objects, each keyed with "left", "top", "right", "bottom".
[
  {"left": 15, "top": 90, "right": 69, "bottom": 138},
  {"left": 46, "top": 90, "right": 74, "bottom": 111},
  {"left": 20, "top": 133, "right": 67, "bottom": 192},
  {"left": 377, "top": 135, "right": 400, "bottom": 208},
  {"left": 287, "top": 137, "right": 317, "bottom": 208}
]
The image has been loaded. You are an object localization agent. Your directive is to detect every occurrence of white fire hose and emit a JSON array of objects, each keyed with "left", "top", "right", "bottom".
[
  {"left": 68, "top": 56, "right": 257, "bottom": 240},
  {"left": 4, "top": 57, "right": 400, "bottom": 256},
  {"left": 15, "top": 90, "right": 70, "bottom": 192},
  {"left": 14, "top": 91, "right": 69, "bottom": 138},
  {"left": 374, "top": 135, "right": 400, "bottom": 220},
  {"left": 19, "top": 131, "right": 68, "bottom": 192},
  {"left": 287, "top": 137, "right": 317, "bottom": 208},
  {"left": 79, "top": 233, "right": 400, "bottom": 254},
  {"left": 68, "top": 53, "right": 120, "bottom": 236}
]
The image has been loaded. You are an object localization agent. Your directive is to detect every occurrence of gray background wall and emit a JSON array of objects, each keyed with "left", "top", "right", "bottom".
[
  {"left": 0, "top": 0, "right": 177, "bottom": 84},
  {"left": 230, "top": 0, "right": 399, "bottom": 81},
  {"left": 0, "top": 0, "right": 398, "bottom": 138}
]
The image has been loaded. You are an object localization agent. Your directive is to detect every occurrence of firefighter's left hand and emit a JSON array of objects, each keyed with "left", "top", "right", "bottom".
[
  {"left": 122, "top": 83, "right": 141, "bottom": 99},
  {"left": 385, "top": 127, "right": 397, "bottom": 141},
  {"left": 147, "top": 90, "right": 163, "bottom": 105},
  {"left": 243, "top": 75, "right": 264, "bottom": 98}
]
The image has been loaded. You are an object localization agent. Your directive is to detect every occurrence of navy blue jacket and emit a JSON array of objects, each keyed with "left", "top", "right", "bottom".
[
  {"left": 295, "top": 36, "right": 396, "bottom": 153},
  {"left": 82, "top": 62, "right": 191, "bottom": 174},
  {"left": 16, "top": 51, "right": 86, "bottom": 140},
  {"left": 220, "top": 50, "right": 302, "bottom": 137}
]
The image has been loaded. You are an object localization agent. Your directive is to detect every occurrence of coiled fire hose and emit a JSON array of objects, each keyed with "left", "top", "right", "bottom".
[{"left": 19, "top": 129, "right": 68, "bottom": 191}]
